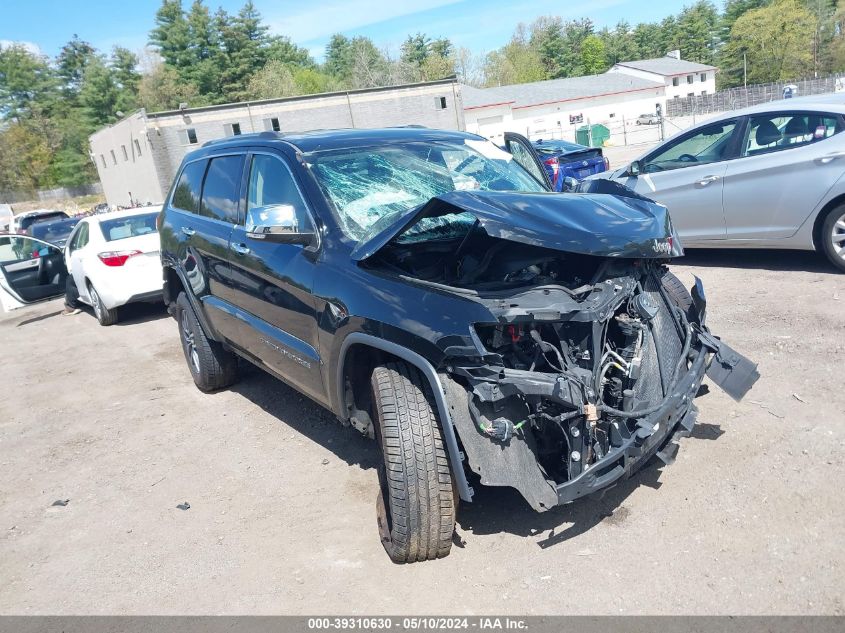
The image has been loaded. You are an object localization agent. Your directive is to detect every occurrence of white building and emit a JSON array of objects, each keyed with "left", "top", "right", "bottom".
[
  {"left": 463, "top": 56, "right": 718, "bottom": 143},
  {"left": 608, "top": 57, "right": 717, "bottom": 100}
]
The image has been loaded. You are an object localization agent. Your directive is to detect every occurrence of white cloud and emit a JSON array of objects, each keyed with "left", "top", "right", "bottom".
[
  {"left": 0, "top": 40, "right": 41, "bottom": 55},
  {"left": 266, "top": 0, "right": 464, "bottom": 43}
]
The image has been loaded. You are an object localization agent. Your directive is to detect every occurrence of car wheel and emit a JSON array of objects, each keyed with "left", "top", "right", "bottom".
[
  {"left": 660, "top": 269, "right": 693, "bottom": 312},
  {"left": 88, "top": 283, "right": 118, "bottom": 326},
  {"left": 370, "top": 361, "right": 456, "bottom": 563},
  {"left": 175, "top": 291, "right": 238, "bottom": 392},
  {"left": 821, "top": 206, "right": 845, "bottom": 272}
]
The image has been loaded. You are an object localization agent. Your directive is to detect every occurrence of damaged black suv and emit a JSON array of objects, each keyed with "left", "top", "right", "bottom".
[{"left": 159, "top": 128, "right": 758, "bottom": 563}]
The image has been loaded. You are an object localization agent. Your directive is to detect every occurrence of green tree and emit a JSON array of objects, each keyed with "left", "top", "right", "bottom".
[
  {"left": 149, "top": 0, "right": 191, "bottom": 72},
  {"left": 137, "top": 61, "right": 200, "bottom": 111},
  {"left": 324, "top": 34, "right": 353, "bottom": 80},
  {"left": 580, "top": 35, "right": 607, "bottom": 74},
  {"left": 722, "top": 0, "right": 815, "bottom": 84},
  {"left": 185, "top": 0, "right": 222, "bottom": 99},
  {"left": 601, "top": 21, "right": 639, "bottom": 65},
  {"left": 79, "top": 56, "right": 119, "bottom": 126},
  {"left": 677, "top": 1, "right": 720, "bottom": 64},
  {"left": 56, "top": 35, "right": 97, "bottom": 97},
  {"left": 483, "top": 26, "right": 546, "bottom": 87},
  {"left": 217, "top": 1, "right": 271, "bottom": 101},
  {"left": 267, "top": 36, "right": 314, "bottom": 68},
  {"left": 0, "top": 45, "right": 57, "bottom": 118},
  {"left": 401, "top": 33, "right": 431, "bottom": 67},
  {"left": 111, "top": 47, "right": 141, "bottom": 113},
  {"left": 0, "top": 117, "right": 54, "bottom": 193}
]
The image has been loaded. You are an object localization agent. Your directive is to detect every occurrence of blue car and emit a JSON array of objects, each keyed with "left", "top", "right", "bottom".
[{"left": 532, "top": 139, "right": 609, "bottom": 191}]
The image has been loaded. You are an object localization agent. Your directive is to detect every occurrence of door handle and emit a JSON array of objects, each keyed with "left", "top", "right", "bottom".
[
  {"left": 815, "top": 152, "right": 845, "bottom": 164},
  {"left": 695, "top": 175, "right": 721, "bottom": 187},
  {"left": 181, "top": 226, "right": 195, "bottom": 236},
  {"left": 230, "top": 243, "right": 250, "bottom": 255}
]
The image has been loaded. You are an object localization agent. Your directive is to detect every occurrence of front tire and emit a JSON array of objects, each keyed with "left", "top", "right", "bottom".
[
  {"left": 820, "top": 205, "right": 845, "bottom": 272},
  {"left": 175, "top": 292, "right": 238, "bottom": 392},
  {"left": 88, "top": 283, "right": 118, "bottom": 326},
  {"left": 370, "top": 361, "right": 456, "bottom": 563}
]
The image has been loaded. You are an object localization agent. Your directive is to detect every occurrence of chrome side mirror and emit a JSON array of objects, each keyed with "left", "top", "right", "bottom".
[
  {"left": 561, "top": 176, "right": 579, "bottom": 192},
  {"left": 245, "top": 204, "right": 314, "bottom": 245}
]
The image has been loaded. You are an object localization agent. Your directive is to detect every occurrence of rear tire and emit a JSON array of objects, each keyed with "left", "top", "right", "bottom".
[
  {"left": 370, "top": 361, "right": 456, "bottom": 563},
  {"left": 820, "top": 205, "right": 845, "bottom": 273},
  {"left": 175, "top": 292, "right": 238, "bottom": 392},
  {"left": 88, "top": 283, "right": 118, "bottom": 326}
]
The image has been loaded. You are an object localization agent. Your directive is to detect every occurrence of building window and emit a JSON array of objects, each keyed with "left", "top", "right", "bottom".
[
  {"left": 180, "top": 128, "right": 198, "bottom": 145},
  {"left": 100, "top": 155, "right": 107, "bottom": 169},
  {"left": 435, "top": 96, "right": 447, "bottom": 110},
  {"left": 110, "top": 150, "right": 117, "bottom": 165},
  {"left": 687, "top": 75, "right": 694, "bottom": 84},
  {"left": 687, "top": 92, "right": 695, "bottom": 98},
  {"left": 264, "top": 117, "right": 281, "bottom": 132},
  {"left": 225, "top": 122, "right": 242, "bottom": 136},
  {"left": 672, "top": 77, "right": 679, "bottom": 87},
  {"left": 134, "top": 139, "right": 142, "bottom": 156},
  {"left": 121, "top": 145, "right": 128, "bottom": 161},
  {"left": 609, "top": 113, "right": 616, "bottom": 118},
  {"left": 701, "top": 90, "right": 707, "bottom": 96},
  {"left": 700, "top": 73, "right": 707, "bottom": 82}
]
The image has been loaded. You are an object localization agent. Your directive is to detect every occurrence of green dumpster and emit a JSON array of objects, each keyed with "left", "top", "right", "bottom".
[{"left": 575, "top": 124, "right": 610, "bottom": 147}]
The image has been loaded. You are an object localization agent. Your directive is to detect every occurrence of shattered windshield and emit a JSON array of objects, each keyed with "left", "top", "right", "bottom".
[{"left": 305, "top": 139, "right": 546, "bottom": 242}]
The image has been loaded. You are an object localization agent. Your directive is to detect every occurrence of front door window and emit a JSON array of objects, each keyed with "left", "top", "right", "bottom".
[{"left": 644, "top": 121, "right": 738, "bottom": 173}]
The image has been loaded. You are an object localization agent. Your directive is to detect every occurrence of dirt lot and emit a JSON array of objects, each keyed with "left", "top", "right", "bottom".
[{"left": 0, "top": 249, "right": 843, "bottom": 615}]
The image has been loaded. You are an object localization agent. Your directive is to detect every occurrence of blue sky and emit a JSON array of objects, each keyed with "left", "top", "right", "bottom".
[{"left": 1, "top": 0, "right": 683, "bottom": 62}]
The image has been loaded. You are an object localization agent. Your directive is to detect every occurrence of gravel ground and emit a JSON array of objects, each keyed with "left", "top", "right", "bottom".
[{"left": 0, "top": 249, "right": 843, "bottom": 615}]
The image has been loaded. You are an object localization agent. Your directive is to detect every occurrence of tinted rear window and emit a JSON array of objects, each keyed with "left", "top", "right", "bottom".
[
  {"left": 21, "top": 212, "right": 68, "bottom": 230},
  {"left": 172, "top": 160, "right": 207, "bottom": 214},
  {"left": 30, "top": 218, "right": 80, "bottom": 242},
  {"left": 200, "top": 155, "right": 244, "bottom": 223},
  {"left": 99, "top": 213, "right": 159, "bottom": 242}
]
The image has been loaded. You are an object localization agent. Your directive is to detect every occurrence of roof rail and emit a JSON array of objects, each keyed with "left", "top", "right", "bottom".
[{"left": 201, "top": 131, "right": 284, "bottom": 147}]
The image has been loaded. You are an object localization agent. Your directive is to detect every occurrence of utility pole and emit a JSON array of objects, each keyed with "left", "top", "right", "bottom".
[{"left": 743, "top": 52, "right": 748, "bottom": 107}]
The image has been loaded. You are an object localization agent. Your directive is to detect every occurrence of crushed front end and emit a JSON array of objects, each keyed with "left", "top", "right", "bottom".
[
  {"left": 357, "top": 188, "right": 759, "bottom": 511},
  {"left": 442, "top": 263, "right": 759, "bottom": 511}
]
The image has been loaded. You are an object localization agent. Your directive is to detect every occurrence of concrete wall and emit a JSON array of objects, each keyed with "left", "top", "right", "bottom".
[
  {"left": 89, "top": 111, "right": 164, "bottom": 207},
  {"left": 90, "top": 79, "right": 463, "bottom": 207}
]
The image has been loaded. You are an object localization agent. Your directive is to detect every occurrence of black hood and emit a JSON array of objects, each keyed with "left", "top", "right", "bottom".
[{"left": 350, "top": 190, "right": 683, "bottom": 261}]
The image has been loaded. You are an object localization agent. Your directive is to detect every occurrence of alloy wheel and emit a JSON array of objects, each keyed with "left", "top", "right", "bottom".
[
  {"left": 90, "top": 287, "right": 103, "bottom": 321},
  {"left": 181, "top": 310, "right": 200, "bottom": 374},
  {"left": 831, "top": 211, "right": 845, "bottom": 262}
]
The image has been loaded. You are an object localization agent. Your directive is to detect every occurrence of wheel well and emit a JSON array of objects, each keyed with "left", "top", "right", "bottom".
[
  {"left": 812, "top": 195, "right": 845, "bottom": 251},
  {"left": 162, "top": 266, "right": 184, "bottom": 307},
  {"left": 340, "top": 343, "right": 402, "bottom": 433}
]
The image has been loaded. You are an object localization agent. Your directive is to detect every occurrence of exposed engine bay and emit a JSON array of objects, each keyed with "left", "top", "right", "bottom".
[
  {"left": 368, "top": 233, "right": 758, "bottom": 510},
  {"left": 356, "top": 190, "right": 759, "bottom": 511}
]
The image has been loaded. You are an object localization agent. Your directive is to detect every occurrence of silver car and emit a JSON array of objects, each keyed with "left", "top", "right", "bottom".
[{"left": 594, "top": 101, "right": 845, "bottom": 271}]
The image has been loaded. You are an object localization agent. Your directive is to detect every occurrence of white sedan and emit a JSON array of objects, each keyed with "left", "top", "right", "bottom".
[{"left": 64, "top": 208, "right": 163, "bottom": 325}]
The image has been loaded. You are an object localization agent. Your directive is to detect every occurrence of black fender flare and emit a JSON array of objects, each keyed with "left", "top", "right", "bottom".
[{"left": 337, "top": 332, "right": 473, "bottom": 503}]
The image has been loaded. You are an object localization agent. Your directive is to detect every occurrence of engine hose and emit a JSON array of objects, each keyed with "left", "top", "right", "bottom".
[{"left": 598, "top": 307, "right": 692, "bottom": 419}]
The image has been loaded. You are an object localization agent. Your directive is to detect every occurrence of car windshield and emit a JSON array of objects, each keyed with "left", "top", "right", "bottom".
[
  {"left": 305, "top": 138, "right": 545, "bottom": 242},
  {"left": 98, "top": 213, "right": 159, "bottom": 242}
]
